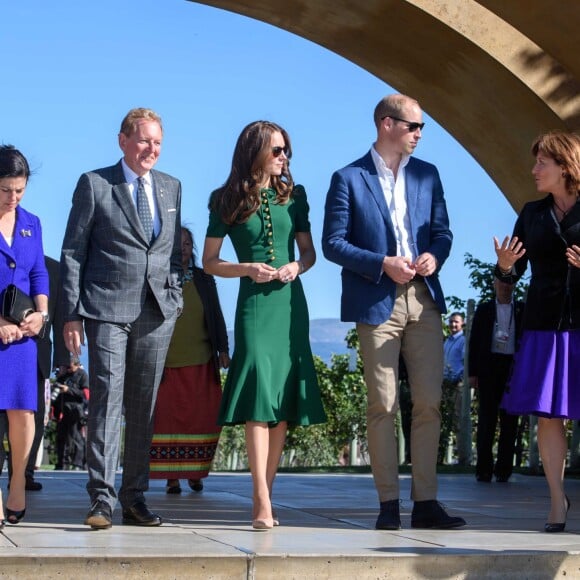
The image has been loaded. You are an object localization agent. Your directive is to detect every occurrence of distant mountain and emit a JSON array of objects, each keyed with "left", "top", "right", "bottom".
[
  {"left": 227, "top": 318, "right": 354, "bottom": 365},
  {"left": 309, "top": 318, "right": 354, "bottom": 363}
]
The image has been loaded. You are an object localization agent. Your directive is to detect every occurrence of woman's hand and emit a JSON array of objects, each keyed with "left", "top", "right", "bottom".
[
  {"left": 248, "top": 262, "right": 278, "bottom": 283},
  {"left": 566, "top": 244, "right": 580, "bottom": 269},
  {"left": 0, "top": 318, "right": 23, "bottom": 345},
  {"left": 219, "top": 352, "right": 231, "bottom": 369},
  {"left": 20, "top": 311, "right": 45, "bottom": 337},
  {"left": 493, "top": 235, "right": 526, "bottom": 272},
  {"left": 277, "top": 261, "right": 302, "bottom": 284}
]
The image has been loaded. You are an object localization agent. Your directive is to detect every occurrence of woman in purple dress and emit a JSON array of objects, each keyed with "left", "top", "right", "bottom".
[
  {"left": 0, "top": 146, "right": 49, "bottom": 526},
  {"left": 494, "top": 131, "right": 580, "bottom": 533}
]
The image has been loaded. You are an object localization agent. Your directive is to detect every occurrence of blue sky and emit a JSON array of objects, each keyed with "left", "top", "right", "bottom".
[{"left": 3, "top": 0, "right": 522, "bottom": 330}]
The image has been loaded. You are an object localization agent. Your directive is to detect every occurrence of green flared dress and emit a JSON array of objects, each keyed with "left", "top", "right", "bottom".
[{"left": 206, "top": 186, "right": 326, "bottom": 426}]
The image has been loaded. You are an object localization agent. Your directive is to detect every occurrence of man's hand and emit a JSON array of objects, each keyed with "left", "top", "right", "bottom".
[
  {"left": 414, "top": 252, "right": 438, "bottom": 277},
  {"left": 383, "top": 256, "right": 416, "bottom": 284},
  {"left": 63, "top": 321, "right": 85, "bottom": 357}
]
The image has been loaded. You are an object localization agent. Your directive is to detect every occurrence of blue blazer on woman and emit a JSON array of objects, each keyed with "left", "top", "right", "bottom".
[
  {"left": 0, "top": 206, "right": 49, "bottom": 300},
  {"left": 322, "top": 150, "right": 452, "bottom": 325}
]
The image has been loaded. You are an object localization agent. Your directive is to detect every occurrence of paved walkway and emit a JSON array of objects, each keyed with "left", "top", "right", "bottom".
[{"left": 0, "top": 470, "right": 578, "bottom": 579}]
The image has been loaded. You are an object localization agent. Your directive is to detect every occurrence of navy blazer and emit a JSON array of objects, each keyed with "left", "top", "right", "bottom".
[{"left": 322, "top": 150, "right": 452, "bottom": 325}]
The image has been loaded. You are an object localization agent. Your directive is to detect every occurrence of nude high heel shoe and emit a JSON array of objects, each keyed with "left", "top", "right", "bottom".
[{"left": 252, "top": 517, "right": 274, "bottom": 530}]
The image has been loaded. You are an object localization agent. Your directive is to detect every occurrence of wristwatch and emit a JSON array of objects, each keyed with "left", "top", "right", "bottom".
[{"left": 38, "top": 310, "right": 49, "bottom": 324}]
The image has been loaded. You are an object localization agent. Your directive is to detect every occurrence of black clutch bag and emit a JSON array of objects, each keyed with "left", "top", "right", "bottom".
[{"left": 1, "top": 284, "right": 36, "bottom": 324}]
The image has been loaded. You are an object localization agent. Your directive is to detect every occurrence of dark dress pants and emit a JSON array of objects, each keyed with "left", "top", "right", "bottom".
[
  {"left": 26, "top": 374, "right": 46, "bottom": 479},
  {"left": 55, "top": 409, "right": 85, "bottom": 469},
  {"left": 476, "top": 353, "right": 519, "bottom": 479}
]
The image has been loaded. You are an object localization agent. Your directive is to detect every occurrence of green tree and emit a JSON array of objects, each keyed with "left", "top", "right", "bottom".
[{"left": 447, "top": 253, "right": 529, "bottom": 312}]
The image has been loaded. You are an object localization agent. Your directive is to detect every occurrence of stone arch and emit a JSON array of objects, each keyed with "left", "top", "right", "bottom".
[{"left": 190, "top": 0, "right": 580, "bottom": 210}]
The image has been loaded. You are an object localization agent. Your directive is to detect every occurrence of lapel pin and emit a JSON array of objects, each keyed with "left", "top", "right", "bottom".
[{"left": 20, "top": 229, "right": 32, "bottom": 237}]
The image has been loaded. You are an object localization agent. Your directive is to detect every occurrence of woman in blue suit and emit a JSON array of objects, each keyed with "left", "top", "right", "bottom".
[{"left": 0, "top": 146, "right": 49, "bottom": 526}]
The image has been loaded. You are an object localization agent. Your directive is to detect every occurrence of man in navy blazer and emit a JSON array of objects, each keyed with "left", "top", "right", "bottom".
[
  {"left": 60, "top": 108, "right": 182, "bottom": 529},
  {"left": 323, "top": 94, "right": 465, "bottom": 530}
]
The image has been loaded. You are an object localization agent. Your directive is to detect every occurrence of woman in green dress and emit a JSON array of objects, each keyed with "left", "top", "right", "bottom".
[{"left": 203, "top": 120, "right": 326, "bottom": 530}]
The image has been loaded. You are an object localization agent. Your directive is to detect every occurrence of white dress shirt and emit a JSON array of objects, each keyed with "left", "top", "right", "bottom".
[{"left": 371, "top": 146, "right": 416, "bottom": 260}]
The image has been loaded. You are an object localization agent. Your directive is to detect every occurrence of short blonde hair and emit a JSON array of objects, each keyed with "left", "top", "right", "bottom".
[{"left": 119, "top": 108, "right": 163, "bottom": 136}]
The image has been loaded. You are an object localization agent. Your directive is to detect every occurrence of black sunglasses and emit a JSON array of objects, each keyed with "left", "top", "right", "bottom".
[
  {"left": 381, "top": 115, "right": 425, "bottom": 132},
  {"left": 271, "top": 146, "right": 288, "bottom": 158}
]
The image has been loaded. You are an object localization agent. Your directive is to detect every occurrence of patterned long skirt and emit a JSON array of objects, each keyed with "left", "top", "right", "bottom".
[{"left": 150, "top": 362, "right": 222, "bottom": 478}]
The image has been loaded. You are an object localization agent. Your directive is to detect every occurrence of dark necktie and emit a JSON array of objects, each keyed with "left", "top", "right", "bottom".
[{"left": 137, "top": 176, "right": 154, "bottom": 243}]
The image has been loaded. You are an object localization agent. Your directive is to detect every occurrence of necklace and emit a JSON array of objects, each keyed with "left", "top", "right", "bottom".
[{"left": 553, "top": 198, "right": 576, "bottom": 218}]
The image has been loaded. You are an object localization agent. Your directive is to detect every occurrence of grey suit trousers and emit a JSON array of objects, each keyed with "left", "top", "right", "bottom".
[{"left": 84, "top": 293, "right": 177, "bottom": 509}]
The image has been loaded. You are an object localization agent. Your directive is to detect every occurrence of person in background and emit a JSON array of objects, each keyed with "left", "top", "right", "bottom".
[
  {"left": 52, "top": 357, "right": 89, "bottom": 471},
  {"left": 0, "top": 145, "right": 49, "bottom": 525},
  {"left": 469, "top": 279, "right": 524, "bottom": 483},
  {"left": 150, "top": 226, "right": 229, "bottom": 493},
  {"left": 495, "top": 131, "right": 580, "bottom": 532},
  {"left": 322, "top": 94, "right": 465, "bottom": 530},
  {"left": 60, "top": 108, "right": 183, "bottom": 529},
  {"left": 443, "top": 313, "right": 465, "bottom": 384},
  {"left": 441, "top": 312, "right": 465, "bottom": 463},
  {"left": 203, "top": 120, "right": 326, "bottom": 530}
]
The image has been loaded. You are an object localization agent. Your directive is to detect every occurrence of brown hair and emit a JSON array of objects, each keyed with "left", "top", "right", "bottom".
[
  {"left": 119, "top": 108, "right": 163, "bottom": 137},
  {"left": 532, "top": 131, "right": 580, "bottom": 195},
  {"left": 209, "top": 120, "right": 294, "bottom": 224}
]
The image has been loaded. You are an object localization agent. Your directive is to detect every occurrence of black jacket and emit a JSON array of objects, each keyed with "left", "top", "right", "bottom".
[
  {"left": 496, "top": 194, "right": 580, "bottom": 330},
  {"left": 192, "top": 267, "right": 229, "bottom": 381},
  {"left": 53, "top": 367, "right": 89, "bottom": 420},
  {"left": 468, "top": 300, "right": 525, "bottom": 378}
]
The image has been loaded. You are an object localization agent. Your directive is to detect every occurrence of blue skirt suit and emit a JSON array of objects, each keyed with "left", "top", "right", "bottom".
[{"left": 0, "top": 206, "right": 49, "bottom": 411}]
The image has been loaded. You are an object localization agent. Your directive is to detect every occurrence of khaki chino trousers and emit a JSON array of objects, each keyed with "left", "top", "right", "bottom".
[{"left": 358, "top": 279, "right": 443, "bottom": 502}]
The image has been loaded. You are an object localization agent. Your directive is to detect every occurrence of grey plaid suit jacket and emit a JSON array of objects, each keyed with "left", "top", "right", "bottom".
[{"left": 60, "top": 160, "right": 183, "bottom": 323}]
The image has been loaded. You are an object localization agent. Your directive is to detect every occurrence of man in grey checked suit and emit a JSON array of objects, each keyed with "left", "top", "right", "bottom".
[{"left": 60, "top": 108, "right": 183, "bottom": 529}]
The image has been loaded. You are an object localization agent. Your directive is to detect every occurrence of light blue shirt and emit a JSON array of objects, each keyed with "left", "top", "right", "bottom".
[{"left": 443, "top": 331, "right": 464, "bottom": 381}]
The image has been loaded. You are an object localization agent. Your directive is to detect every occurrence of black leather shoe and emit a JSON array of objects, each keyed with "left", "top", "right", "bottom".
[
  {"left": 166, "top": 479, "right": 182, "bottom": 494},
  {"left": 188, "top": 479, "right": 204, "bottom": 492},
  {"left": 375, "top": 499, "right": 401, "bottom": 530},
  {"left": 84, "top": 500, "right": 112, "bottom": 529},
  {"left": 476, "top": 473, "right": 492, "bottom": 483},
  {"left": 122, "top": 502, "right": 162, "bottom": 526},
  {"left": 411, "top": 500, "right": 466, "bottom": 529},
  {"left": 25, "top": 478, "right": 43, "bottom": 491},
  {"left": 495, "top": 475, "right": 510, "bottom": 483}
]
